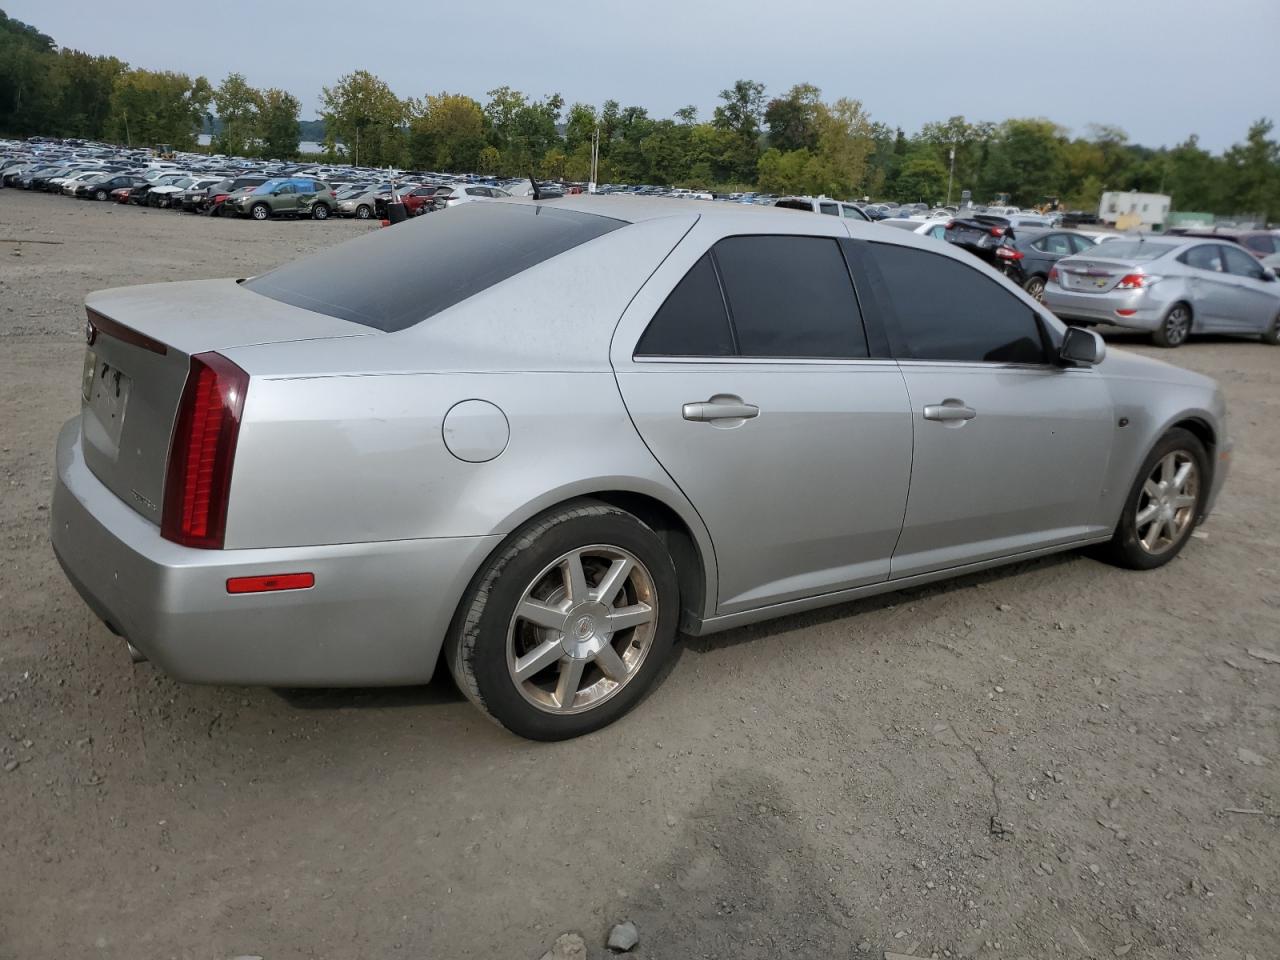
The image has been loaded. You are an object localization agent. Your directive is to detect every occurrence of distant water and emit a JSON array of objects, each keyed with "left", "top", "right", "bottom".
[{"left": 196, "top": 134, "right": 332, "bottom": 154}]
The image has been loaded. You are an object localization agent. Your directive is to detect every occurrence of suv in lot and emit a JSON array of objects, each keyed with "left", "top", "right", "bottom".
[
  {"left": 224, "top": 177, "right": 337, "bottom": 220},
  {"left": 775, "top": 195, "right": 870, "bottom": 221}
]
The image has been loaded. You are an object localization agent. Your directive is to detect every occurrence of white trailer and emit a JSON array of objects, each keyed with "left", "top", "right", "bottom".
[{"left": 1099, "top": 191, "right": 1171, "bottom": 230}]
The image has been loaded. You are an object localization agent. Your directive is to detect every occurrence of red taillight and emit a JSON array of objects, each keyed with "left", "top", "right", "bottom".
[
  {"left": 226, "top": 573, "right": 314, "bottom": 594},
  {"left": 995, "top": 246, "right": 1023, "bottom": 260},
  {"left": 989, "top": 226, "right": 1005, "bottom": 237},
  {"left": 161, "top": 352, "right": 248, "bottom": 549},
  {"left": 1116, "top": 274, "right": 1152, "bottom": 289},
  {"left": 945, "top": 221, "right": 956, "bottom": 229}
]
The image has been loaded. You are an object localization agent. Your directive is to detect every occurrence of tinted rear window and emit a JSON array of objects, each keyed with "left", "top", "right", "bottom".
[{"left": 244, "top": 203, "right": 624, "bottom": 332}]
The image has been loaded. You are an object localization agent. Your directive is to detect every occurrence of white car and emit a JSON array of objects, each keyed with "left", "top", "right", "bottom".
[
  {"left": 434, "top": 184, "right": 512, "bottom": 207},
  {"left": 879, "top": 217, "right": 949, "bottom": 240}
]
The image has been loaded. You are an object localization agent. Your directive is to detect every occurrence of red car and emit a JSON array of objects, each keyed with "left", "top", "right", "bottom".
[{"left": 374, "top": 185, "right": 444, "bottom": 219}]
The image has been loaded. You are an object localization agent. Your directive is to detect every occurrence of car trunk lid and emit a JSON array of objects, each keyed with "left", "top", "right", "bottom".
[
  {"left": 1056, "top": 257, "right": 1136, "bottom": 293},
  {"left": 80, "top": 279, "right": 373, "bottom": 525}
]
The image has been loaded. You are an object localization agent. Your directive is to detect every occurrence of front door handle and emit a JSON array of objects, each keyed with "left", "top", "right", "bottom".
[
  {"left": 682, "top": 395, "right": 760, "bottom": 422},
  {"left": 923, "top": 399, "right": 977, "bottom": 422}
]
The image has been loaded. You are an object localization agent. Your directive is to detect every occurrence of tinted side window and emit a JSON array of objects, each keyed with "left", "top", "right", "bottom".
[
  {"left": 1244, "top": 235, "right": 1276, "bottom": 254},
  {"left": 714, "top": 236, "right": 868, "bottom": 359},
  {"left": 1040, "top": 233, "right": 1073, "bottom": 255},
  {"left": 1067, "top": 233, "right": 1096, "bottom": 254},
  {"left": 634, "top": 253, "right": 734, "bottom": 357},
  {"left": 1180, "top": 245, "right": 1223, "bottom": 272},
  {"left": 818, "top": 201, "right": 839, "bottom": 216},
  {"left": 1222, "top": 245, "right": 1264, "bottom": 279},
  {"left": 866, "top": 243, "right": 1046, "bottom": 364}
]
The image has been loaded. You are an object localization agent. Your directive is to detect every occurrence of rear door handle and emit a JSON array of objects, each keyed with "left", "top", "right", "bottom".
[
  {"left": 923, "top": 399, "right": 977, "bottom": 422},
  {"left": 682, "top": 395, "right": 760, "bottom": 422}
]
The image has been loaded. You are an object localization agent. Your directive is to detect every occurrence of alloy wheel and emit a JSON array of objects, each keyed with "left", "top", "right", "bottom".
[
  {"left": 1163, "top": 307, "right": 1190, "bottom": 346},
  {"left": 506, "top": 545, "right": 658, "bottom": 715},
  {"left": 1134, "top": 451, "right": 1199, "bottom": 555},
  {"left": 1025, "top": 277, "right": 1045, "bottom": 301}
]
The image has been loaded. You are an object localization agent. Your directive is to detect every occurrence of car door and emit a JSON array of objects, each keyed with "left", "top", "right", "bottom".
[
  {"left": 292, "top": 178, "right": 317, "bottom": 214},
  {"left": 1176, "top": 244, "right": 1235, "bottom": 330},
  {"left": 1219, "top": 244, "right": 1279, "bottom": 331},
  {"left": 844, "top": 238, "right": 1114, "bottom": 579},
  {"left": 611, "top": 226, "right": 914, "bottom": 616}
]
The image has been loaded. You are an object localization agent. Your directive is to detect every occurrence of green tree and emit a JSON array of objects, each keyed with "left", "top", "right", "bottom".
[
  {"left": 106, "top": 68, "right": 211, "bottom": 148},
  {"left": 563, "top": 101, "right": 597, "bottom": 151},
  {"left": 320, "top": 70, "right": 406, "bottom": 166},
  {"left": 809, "top": 97, "right": 875, "bottom": 198},
  {"left": 408, "top": 92, "right": 486, "bottom": 170},
  {"left": 50, "top": 49, "right": 124, "bottom": 137},
  {"left": 257, "top": 88, "right": 300, "bottom": 159},
  {"left": 1222, "top": 119, "right": 1280, "bottom": 220},
  {"left": 0, "top": 11, "right": 59, "bottom": 135},
  {"left": 764, "top": 82, "right": 821, "bottom": 153},
  {"left": 981, "top": 118, "right": 1065, "bottom": 206},
  {"left": 713, "top": 79, "right": 766, "bottom": 182},
  {"left": 894, "top": 154, "right": 949, "bottom": 203},
  {"left": 212, "top": 72, "right": 260, "bottom": 155}
]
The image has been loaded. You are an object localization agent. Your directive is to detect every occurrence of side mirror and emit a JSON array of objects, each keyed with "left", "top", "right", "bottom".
[
  {"left": 1060, "top": 326, "right": 1106, "bottom": 366},
  {"left": 1262, "top": 267, "right": 1277, "bottom": 282}
]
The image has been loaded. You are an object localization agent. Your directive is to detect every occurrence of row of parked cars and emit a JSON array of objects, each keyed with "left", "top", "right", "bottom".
[{"left": 6, "top": 137, "right": 1278, "bottom": 348}]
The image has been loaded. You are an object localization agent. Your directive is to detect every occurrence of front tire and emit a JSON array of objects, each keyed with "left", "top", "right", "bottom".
[
  {"left": 250, "top": 203, "right": 270, "bottom": 221},
  {"left": 355, "top": 204, "right": 371, "bottom": 219},
  {"left": 1261, "top": 311, "right": 1280, "bottom": 345},
  {"left": 1096, "top": 427, "right": 1207, "bottom": 570},
  {"left": 94, "top": 189, "right": 107, "bottom": 201},
  {"left": 447, "top": 501, "right": 680, "bottom": 741},
  {"left": 1152, "top": 303, "right": 1191, "bottom": 348}
]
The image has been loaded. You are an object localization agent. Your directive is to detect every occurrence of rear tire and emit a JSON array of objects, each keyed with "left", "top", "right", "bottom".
[
  {"left": 355, "top": 204, "right": 371, "bottom": 219},
  {"left": 1023, "top": 275, "right": 1046, "bottom": 301},
  {"left": 94, "top": 189, "right": 107, "bottom": 201},
  {"left": 1261, "top": 311, "right": 1280, "bottom": 345},
  {"left": 1152, "top": 303, "right": 1191, "bottom": 348},
  {"left": 446, "top": 501, "right": 680, "bottom": 741},
  {"left": 1094, "top": 427, "right": 1207, "bottom": 570},
  {"left": 311, "top": 203, "right": 330, "bottom": 220}
]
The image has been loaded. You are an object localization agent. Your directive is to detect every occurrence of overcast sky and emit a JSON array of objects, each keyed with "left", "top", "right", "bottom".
[{"left": 10, "top": 0, "right": 1277, "bottom": 151}]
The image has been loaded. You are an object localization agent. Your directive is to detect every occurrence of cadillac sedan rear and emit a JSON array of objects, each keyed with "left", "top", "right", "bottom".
[{"left": 52, "top": 203, "right": 635, "bottom": 689}]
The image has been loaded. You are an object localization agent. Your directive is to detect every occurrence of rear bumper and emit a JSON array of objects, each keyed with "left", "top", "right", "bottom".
[
  {"left": 51, "top": 417, "right": 500, "bottom": 686},
  {"left": 1043, "top": 286, "right": 1166, "bottom": 330}
]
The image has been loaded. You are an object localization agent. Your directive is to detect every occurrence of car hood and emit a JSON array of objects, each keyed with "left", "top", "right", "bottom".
[{"left": 1097, "top": 346, "right": 1217, "bottom": 391}]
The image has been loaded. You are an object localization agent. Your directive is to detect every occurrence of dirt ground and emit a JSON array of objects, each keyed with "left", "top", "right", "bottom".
[{"left": 1, "top": 188, "right": 1277, "bottom": 960}]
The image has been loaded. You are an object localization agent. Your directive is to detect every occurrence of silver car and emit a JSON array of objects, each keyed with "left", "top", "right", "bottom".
[
  {"left": 51, "top": 198, "right": 1231, "bottom": 740},
  {"left": 1043, "top": 237, "right": 1280, "bottom": 347}
]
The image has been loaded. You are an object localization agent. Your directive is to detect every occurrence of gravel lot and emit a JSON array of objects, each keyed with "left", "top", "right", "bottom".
[{"left": 1, "top": 189, "right": 1278, "bottom": 960}]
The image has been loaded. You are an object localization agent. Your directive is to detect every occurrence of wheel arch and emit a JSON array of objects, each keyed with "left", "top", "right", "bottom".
[{"left": 440, "top": 483, "right": 718, "bottom": 681}]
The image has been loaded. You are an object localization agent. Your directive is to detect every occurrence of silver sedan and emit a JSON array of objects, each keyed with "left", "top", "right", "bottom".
[
  {"left": 1043, "top": 237, "right": 1280, "bottom": 346},
  {"left": 51, "top": 198, "right": 1231, "bottom": 739}
]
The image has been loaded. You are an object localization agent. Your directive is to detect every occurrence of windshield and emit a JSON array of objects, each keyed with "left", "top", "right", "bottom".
[
  {"left": 1084, "top": 241, "right": 1178, "bottom": 261},
  {"left": 245, "top": 203, "right": 624, "bottom": 332}
]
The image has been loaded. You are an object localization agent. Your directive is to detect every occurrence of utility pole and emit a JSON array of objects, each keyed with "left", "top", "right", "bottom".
[
  {"left": 124, "top": 111, "right": 131, "bottom": 148},
  {"left": 946, "top": 146, "right": 955, "bottom": 207},
  {"left": 589, "top": 123, "right": 600, "bottom": 194}
]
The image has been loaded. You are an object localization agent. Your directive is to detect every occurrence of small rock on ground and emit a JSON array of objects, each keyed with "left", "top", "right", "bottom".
[
  {"left": 607, "top": 920, "right": 639, "bottom": 952},
  {"left": 540, "top": 933, "right": 587, "bottom": 960}
]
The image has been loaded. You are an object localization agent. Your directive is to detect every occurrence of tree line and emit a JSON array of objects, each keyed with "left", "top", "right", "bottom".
[{"left": 2, "top": 9, "right": 1277, "bottom": 217}]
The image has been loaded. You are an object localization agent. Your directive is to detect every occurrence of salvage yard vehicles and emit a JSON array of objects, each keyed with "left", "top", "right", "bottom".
[
  {"left": 222, "top": 177, "right": 338, "bottom": 219},
  {"left": 52, "top": 197, "right": 1231, "bottom": 740}
]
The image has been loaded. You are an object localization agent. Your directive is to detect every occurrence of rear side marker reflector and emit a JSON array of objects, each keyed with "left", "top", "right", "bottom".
[
  {"left": 1115, "top": 309, "right": 1137, "bottom": 317},
  {"left": 226, "top": 573, "right": 315, "bottom": 594}
]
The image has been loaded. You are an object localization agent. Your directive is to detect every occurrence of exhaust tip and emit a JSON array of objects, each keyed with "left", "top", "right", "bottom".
[{"left": 126, "top": 641, "right": 147, "bottom": 664}]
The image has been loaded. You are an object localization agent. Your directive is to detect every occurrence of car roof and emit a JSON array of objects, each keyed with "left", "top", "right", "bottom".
[{"left": 500, "top": 194, "right": 868, "bottom": 226}]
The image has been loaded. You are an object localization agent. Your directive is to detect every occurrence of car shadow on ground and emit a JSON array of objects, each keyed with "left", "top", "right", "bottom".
[
  {"left": 272, "top": 667, "right": 464, "bottom": 710},
  {"left": 1094, "top": 325, "right": 1261, "bottom": 347},
  {"left": 270, "top": 552, "right": 1092, "bottom": 709}
]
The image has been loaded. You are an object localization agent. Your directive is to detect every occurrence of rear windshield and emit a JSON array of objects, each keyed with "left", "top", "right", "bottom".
[
  {"left": 1086, "top": 241, "right": 1177, "bottom": 261},
  {"left": 881, "top": 220, "right": 922, "bottom": 231},
  {"left": 244, "top": 202, "right": 624, "bottom": 332}
]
